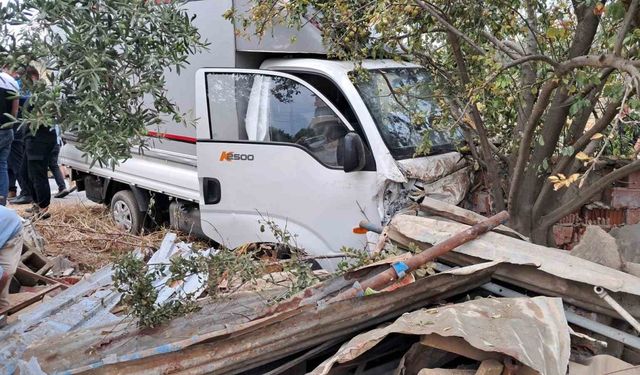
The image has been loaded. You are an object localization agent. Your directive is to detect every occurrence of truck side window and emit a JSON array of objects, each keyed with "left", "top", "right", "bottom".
[{"left": 206, "top": 72, "right": 350, "bottom": 168}]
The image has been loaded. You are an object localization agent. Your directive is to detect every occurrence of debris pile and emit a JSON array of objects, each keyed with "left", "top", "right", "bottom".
[
  {"left": 1, "top": 220, "right": 73, "bottom": 322},
  {"left": 2, "top": 199, "right": 640, "bottom": 374}
]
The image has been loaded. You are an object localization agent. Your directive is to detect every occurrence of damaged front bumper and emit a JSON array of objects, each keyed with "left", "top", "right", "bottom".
[{"left": 379, "top": 152, "right": 471, "bottom": 224}]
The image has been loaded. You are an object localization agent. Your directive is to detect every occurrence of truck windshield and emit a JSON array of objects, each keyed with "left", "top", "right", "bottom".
[{"left": 355, "top": 68, "right": 457, "bottom": 160}]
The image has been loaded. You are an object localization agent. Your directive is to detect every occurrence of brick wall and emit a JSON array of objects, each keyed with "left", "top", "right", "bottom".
[{"left": 553, "top": 171, "right": 640, "bottom": 249}]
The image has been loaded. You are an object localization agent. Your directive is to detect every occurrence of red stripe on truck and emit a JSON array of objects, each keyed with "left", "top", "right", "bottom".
[{"left": 146, "top": 131, "right": 197, "bottom": 144}]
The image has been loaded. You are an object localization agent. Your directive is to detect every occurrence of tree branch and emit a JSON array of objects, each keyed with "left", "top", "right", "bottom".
[
  {"left": 508, "top": 79, "right": 559, "bottom": 211},
  {"left": 413, "top": 0, "right": 485, "bottom": 55},
  {"left": 565, "top": 70, "right": 615, "bottom": 145},
  {"left": 562, "top": 67, "right": 615, "bottom": 108},
  {"left": 615, "top": 0, "right": 639, "bottom": 56},
  {"left": 479, "top": 30, "right": 521, "bottom": 60},
  {"left": 557, "top": 54, "right": 640, "bottom": 91},
  {"left": 501, "top": 54, "right": 558, "bottom": 70},
  {"left": 540, "top": 159, "right": 640, "bottom": 228},
  {"left": 447, "top": 31, "right": 506, "bottom": 211},
  {"left": 531, "top": 98, "right": 623, "bottom": 220},
  {"left": 503, "top": 40, "right": 526, "bottom": 55},
  {"left": 512, "top": 0, "right": 541, "bottom": 172}
]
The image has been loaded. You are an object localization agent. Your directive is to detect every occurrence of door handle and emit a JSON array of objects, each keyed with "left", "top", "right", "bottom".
[{"left": 203, "top": 178, "right": 221, "bottom": 204}]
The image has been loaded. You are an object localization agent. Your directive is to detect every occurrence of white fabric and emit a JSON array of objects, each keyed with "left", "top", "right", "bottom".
[
  {"left": 244, "top": 76, "right": 271, "bottom": 141},
  {"left": 0, "top": 72, "right": 19, "bottom": 93}
]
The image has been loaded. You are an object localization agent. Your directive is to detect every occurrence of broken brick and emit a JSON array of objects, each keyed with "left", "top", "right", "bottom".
[
  {"left": 626, "top": 208, "right": 640, "bottom": 225},
  {"left": 553, "top": 225, "right": 574, "bottom": 246}
]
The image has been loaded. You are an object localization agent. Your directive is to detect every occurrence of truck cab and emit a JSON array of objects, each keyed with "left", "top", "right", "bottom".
[
  {"left": 194, "top": 59, "right": 469, "bottom": 265},
  {"left": 60, "top": 0, "right": 470, "bottom": 268}
]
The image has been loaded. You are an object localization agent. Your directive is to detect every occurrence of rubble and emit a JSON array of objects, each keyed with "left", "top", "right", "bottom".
[
  {"left": 610, "top": 223, "right": 640, "bottom": 263},
  {"left": 571, "top": 226, "right": 640, "bottom": 277},
  {"left": 1, "top": 204, "right": 639, "bottom": 374},
  {"left": 0, "top": 233, "right": 211, "bottom": 373},
  {"left": 570, "top": 226, "right": 625, "bottom": 271},
  {"left": 21, "top": 260, "right": 497, "bottom": 373},
  {"left": 387, "top": 214, "right": 640, "bottom": 319}
]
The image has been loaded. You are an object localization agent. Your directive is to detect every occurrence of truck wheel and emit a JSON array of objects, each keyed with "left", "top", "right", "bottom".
[{"left": 111, "top": 190, "right": 144, "bottom": 234}]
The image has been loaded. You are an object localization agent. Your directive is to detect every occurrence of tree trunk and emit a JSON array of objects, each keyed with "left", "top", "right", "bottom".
[
  {"left": 446, "top": 32, "right": 506, "bottom": 212},
  {"left": 512, "top": 3, "right": 603, "bottom": 241}
]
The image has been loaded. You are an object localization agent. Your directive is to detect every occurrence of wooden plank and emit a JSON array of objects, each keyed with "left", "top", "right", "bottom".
[
  {"left": 475, "top": 359, "right": 503, "bottom": 375},
  {"left": 0, "top": 284, "right": 63, "bottom": 315},
  {"left": 419, "top": 197, "right": 528, "bottom": 240},
  {"left": 398, "top": 342, "right": 458, "bottom": 374}
]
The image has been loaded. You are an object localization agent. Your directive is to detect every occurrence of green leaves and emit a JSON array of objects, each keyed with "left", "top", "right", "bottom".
[
  {"left": 607, "top": 1, "right": 626, "bottom": 21},
  {"left": 0, "top": 0, "right": 206, "bottom": 166}
]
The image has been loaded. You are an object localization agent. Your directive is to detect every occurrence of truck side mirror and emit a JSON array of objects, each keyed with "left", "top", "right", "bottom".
[{"left": 341, "top": 132, "right": 366, "bottom": 172}]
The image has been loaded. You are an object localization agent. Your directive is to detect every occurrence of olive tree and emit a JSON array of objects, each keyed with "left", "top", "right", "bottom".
[
  {"left": 234, "top": 0, "right": 640, "bottom": 244},
  {"left": 0, "top": 0, "right": 206, "bottom": 166}
]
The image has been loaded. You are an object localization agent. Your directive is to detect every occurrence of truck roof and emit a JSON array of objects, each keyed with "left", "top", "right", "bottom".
[{"left": 260, "top": 58, "right": 422, "bottom": 75}]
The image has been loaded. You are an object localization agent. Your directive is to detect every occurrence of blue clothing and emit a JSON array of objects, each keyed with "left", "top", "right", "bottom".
[
  {"left": 0, "top": 205, "right": 21, "bottom": 248},
  {"left": 0, "top": 73, "right": 18, "bottom": 200}
]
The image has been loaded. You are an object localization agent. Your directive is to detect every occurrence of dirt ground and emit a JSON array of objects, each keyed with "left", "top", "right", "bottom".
[{"left": 12, "top": 199, "right": 208, "bottom": 271}]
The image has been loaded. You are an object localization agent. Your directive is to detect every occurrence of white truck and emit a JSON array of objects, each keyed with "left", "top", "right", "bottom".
[{"left": 60, "top": 0, "right": 470, "bottom": 264}]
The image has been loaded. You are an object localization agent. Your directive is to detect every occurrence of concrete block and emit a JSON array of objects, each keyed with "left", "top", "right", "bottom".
[
  {"left": 609, "top": 224, "right": 640, "bottom": 263},
  {"left": 570, "top": 226, "right": 624, "bottom": 271}
]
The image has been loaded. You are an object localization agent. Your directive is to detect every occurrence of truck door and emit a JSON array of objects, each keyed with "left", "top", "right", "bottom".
[{"left": 195, "top": 69, "right": 379, "bottom": 263}]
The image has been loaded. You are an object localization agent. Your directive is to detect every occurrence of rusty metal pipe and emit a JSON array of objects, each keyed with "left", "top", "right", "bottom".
[
  {"left": 332, "top": 211, "right": 509, "bottom": 302},
  {"left": 595, "top": 286, "right": 640, "bottom": 333}
]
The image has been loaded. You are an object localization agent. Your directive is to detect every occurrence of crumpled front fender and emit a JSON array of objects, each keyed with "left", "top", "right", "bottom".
[{"left": 378, "top": 152, "right": 471, "bottom": 224}]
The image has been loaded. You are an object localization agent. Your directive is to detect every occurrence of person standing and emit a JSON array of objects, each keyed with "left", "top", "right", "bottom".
[
  {"left": 21, "top": 67, "right": 55, "bottom": 218},
  {"left": 7, "top": 68, "right": 29, "bottom": 200},
  {"left": 49, "top": 124, "right": 66, "bottom": 195},
  {"left": 0, "top": 67, "right": 19, "bottom": 206},
  {"left": 0, "top": 205, "right": 22, "bottom": 311}
]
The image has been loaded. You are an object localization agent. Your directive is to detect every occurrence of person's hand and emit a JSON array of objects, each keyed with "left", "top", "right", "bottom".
[{"left": 0, "top": 266, "right": 8, "bottom": 298}]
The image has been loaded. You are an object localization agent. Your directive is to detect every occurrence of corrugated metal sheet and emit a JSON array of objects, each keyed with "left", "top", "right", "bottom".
[
  {"left": 0, "top": 265, "right": 117, "bottom": 375},
  {"left": 24, "top": 263, "right": 497, "bottom": 374},
  {"left": 310, "top": 296, "right": 570, "bottom": 375},
  {"left": 1, "top": 232, "right": 215, "bottom": 374}
]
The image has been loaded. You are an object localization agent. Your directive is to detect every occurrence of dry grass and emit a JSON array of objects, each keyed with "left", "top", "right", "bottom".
[{"left": 16, "top": 200, "right": 210, "bottom": 271}]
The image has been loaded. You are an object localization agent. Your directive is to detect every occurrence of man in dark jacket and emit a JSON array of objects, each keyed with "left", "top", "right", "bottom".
[
  {"left": 20, "top": 67, "right": 55, "bottom": 218},
  {"left": 7, "top": 67, "right": 29, "bottom": 201},
  {"left": 0, "top": 67, "right": 19, "bottom": 206}
]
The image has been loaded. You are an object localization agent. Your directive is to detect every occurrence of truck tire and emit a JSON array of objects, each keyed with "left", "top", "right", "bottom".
[{"left": 110, "top": 190, "right": 145, "bottom": 234}]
